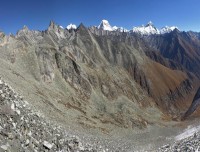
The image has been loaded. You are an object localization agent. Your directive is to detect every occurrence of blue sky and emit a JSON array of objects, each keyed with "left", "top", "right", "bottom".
[{"left": 0, "top": 0, "right": 200, "bottom": 34}]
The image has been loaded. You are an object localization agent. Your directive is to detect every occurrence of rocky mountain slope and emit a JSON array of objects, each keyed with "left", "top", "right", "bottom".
[
  {"left": 0, "top": 20, "right": 200, "bottom": 151},
  {"left": 0, "top": 77, "right": 98, "bottom": 151}
]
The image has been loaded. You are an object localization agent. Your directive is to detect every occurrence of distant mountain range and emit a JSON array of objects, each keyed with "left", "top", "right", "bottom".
[{"left": 65, "top": 19, "right": 179, "bottom": 35}]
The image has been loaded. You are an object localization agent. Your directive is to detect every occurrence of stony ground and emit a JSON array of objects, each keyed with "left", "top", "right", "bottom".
[
  {"left": 159, "top": 132, "right": 200, "bottom": 152},
  {"left": 0, "top": 77, "right": 106, "bottom": 152}
]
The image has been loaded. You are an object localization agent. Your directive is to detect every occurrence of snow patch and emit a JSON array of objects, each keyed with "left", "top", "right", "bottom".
[
  {"left": 175, "top": 125, "right": 200, "bottom": 141},
  {"left": 59, "top": 26, "right": 64, "bottom": 29}
]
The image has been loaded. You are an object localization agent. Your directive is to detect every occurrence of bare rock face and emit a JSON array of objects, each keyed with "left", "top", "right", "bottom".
[
  {"left": 0, "top": 32, "right": 5, "bottom": 39},
  {"left": 182, "top": 87, "right": 200, "bottom": 119},
  {"left": 55, "top": 52, "right": 92, "bottom": 99},
  {"left": 35, "top": 47, "right": 56, "bottom": 82},
  {"left": 143, "top": 30, "right": 200, "bottom": 78},
  {"left": 144, "top": 50, "right": 184, "bottom": 71}
]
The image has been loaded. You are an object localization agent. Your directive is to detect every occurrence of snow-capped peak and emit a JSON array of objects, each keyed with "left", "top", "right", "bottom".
[
  {"left": 98, "top": 20, "right": 113, "bottom": 31},
  {"left": 112, "top": 26, "right": 118, "bottom": 31},
  {"left": 132, "top": 21, "right": 159, "bottom": 35},
  {"left": 146, "top": 21, "right": 154, "bottom": 27},
  {"left": 113, "top": 26, "right": 128, "bottom": 32},
  {"left": 66, "top": 24, "right": 77, "bottom": 30},
  {"left": 96, "top": 20, "right": 178, "bottom": 35},
  {"left": 160, "top": 26, "right": 179, "bottom": 34},
  {"left": 132, "top": 21, "right": 179, "bottom": 35},
  {"left": 97, "top": 20, "right": 128, "bottom": 32}
]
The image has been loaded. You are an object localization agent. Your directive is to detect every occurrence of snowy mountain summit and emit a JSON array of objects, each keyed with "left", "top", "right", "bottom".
[
  {"left": 132, "top": 21, "right": 179, "bottom": 35},
  {"left": 160, "top": 26, "right": 179, "bottom": 34},
  {"left": 98, "top": 20, "right": 113, "bottom": 31},
  {"left": 97, "top": 20, "right": 178, "bottom": 35},
  {"left": 98, "top": 20, "right": 128, "bottom": 32},
  {"left": 132, "top": 21, "right": 160, "bottom": 35}
]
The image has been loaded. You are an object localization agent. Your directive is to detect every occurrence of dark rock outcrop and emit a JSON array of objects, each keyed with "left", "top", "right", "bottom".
[{"left": 182, "top": 87, "right": 200, "bottom": 119}]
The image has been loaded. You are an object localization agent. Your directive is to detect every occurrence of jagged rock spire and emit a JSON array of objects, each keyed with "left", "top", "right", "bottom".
[{"left": 48, "top": 20, "right": 58, "bottom": 31}]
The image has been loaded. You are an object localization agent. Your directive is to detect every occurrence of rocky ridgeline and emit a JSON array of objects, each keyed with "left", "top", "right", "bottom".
[
  {"left": 0, "top": 77, "right": 103, "bottom": 152},
  {"left": 159, "top": 133, "right": 200, "bottom": 152}
]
